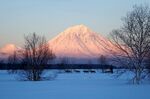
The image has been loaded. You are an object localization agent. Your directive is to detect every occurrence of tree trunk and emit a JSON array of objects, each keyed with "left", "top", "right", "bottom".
[{"left": 134, "top": 68, "right": 141, "bottom": 84}]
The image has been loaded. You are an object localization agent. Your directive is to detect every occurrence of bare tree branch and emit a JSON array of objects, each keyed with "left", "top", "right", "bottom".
[{"left": 109, "top": 4, "right": 150, "bottom": 84}]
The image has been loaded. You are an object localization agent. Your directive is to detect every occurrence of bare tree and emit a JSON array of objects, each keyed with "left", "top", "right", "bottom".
[
  {"left": 7, "top": 51, "right": 19, "bottom": 74},
  {"left": 8, "top": 51, "right": 18, "bottom": 65},
  {"left": 60, "top": 57, "right": 72, "bottom": 72},
  {"left": 0, "top": 59, "right": 4, "bottom": 69},
  {"left": 98, "top": 55, "right": 107, "bottom": 72},
  {"left": 110, "top": 5, "right": 150, "bottom": 84},
  {"left": 98, "top": 55, "right": 113, "bottom": 73},
  {"left": 145, "top": 52, "right": 150, "bottom": 79},
  {"left": 98, "top": 55, "right": 107, "bottom": 65},
  {"left": 0, "top": 59, "right": 4, "bottom": 64},
  {"left": 19, "top": 33, "right": 55, "bottom": 81},
  {"left": 60, "top": 57, "right": 68, "bottom": 69}
]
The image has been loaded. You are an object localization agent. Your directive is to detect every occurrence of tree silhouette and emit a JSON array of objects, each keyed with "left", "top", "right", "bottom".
[
  {"left": 110, "top": 5, "right": 150, "bottom": 84},
  {"left": 19, "top": 33, "right": 55, "bottom": 81}
]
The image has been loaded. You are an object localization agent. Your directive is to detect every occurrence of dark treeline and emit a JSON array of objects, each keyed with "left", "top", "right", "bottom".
[
  {"left": 1, "top": 63, "right": 150, "bottom": 70},
  {"left": 0, "top": 63, "right": 115, "bottom": 70}
]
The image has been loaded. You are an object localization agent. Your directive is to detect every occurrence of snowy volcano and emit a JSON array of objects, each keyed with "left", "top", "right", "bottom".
[
  {"left": 48, "top": 24, "right": 113, "bottom": 59},
  {"left": 0, "top": 25, "right": 115, "bottom": 63},
  {"left": 0, "top": 44, "right": 22, "bottom": 60}
]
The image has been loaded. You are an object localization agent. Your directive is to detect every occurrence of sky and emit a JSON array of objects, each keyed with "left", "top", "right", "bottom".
[{"left": 0, "top": 0, "right": 150, "bottom": 47}]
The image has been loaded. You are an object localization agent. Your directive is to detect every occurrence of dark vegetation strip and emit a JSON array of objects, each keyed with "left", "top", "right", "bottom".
[{"left": 0, "top": 63, "right": 116, "bottom": 70}]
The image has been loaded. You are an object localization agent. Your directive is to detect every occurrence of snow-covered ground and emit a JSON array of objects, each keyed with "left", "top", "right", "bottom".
[{"left": 0, "top": 70, "right": 150, "bottom": 99}]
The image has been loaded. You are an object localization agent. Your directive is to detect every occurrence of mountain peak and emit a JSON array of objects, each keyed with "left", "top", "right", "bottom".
[
  {"left": 63, "top": 24, "right": 93, "bottom": 35},
  {"left": 75, "top": 24, "right": 89, "bottom": 29},
  {"left": 48, "top": 24, "right": 114, "bottom": 59},
  {"left": 0, "top": 44, "right": 16, "bottom": 53}
]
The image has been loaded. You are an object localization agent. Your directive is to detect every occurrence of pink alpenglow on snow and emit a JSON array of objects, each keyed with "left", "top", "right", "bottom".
[
  {"left": 0, "top": 44, "right": 22, "bottom": 59},
  {"left": 0, "top": 44, "right": 16, "bottom": 54},
  {"left": 0, "top": 25, "right": 118, "bottom": 61},
  {"left": 48, "top": 24, "right": 115, "bottom": 58}
]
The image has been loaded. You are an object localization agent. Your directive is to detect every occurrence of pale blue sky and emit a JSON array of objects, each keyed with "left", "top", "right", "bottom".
[{"left": 0, "top": 0, "right": 150, "bottom": 47}]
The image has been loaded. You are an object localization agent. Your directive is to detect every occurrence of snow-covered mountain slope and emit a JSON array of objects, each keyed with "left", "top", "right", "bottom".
[
  {"left": 0, "top": 25, "right": 116, "bottom": 63},
  {"left": 0, "top": 44, "right": 21, "bottom": 60},
  {"left": 0, "top": 44, "right": 16, "bottom": 54},
  {"left": 49, "top": 24, "right": 114, "bottom": 58}
]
